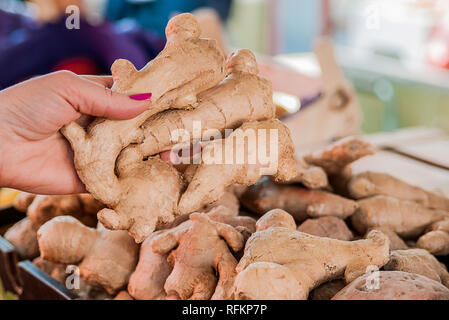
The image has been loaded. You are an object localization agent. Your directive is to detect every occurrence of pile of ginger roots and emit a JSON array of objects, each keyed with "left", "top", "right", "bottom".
[{"left": 5, "top": 13, "right": 449, "bottom": 300}]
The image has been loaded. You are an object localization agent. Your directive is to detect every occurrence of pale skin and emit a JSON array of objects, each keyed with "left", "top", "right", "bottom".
[{"left": 0, "top": 71, "right": 152, "bottom": 194}]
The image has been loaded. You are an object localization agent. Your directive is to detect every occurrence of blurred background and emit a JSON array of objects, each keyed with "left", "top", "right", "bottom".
[{"left": 0, "top": 0, "right": 448, "bottom": 134}]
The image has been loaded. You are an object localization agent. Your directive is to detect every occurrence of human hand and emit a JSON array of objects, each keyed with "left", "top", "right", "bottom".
[{"left": 0, "top": 71, "right": 151, "bottom": 194}]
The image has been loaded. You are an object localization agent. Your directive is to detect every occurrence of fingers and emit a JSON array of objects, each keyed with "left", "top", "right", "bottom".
[
  {"left": 81, "top": 75, "right": 113, "bottom": 88},
  {"left": 160, "top": 150, "right": 176, "bottom": 164},
  {"left": 58, "top": 71, "right": 151, "bottom": 120}
]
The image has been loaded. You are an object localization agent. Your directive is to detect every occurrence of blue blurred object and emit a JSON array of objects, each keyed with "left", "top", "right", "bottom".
[
  {"left": 106, "top": 0, "right": 232, "bottom": 37},
  {"left": 0, "top": 10, "right": 165, "bottom": 89},
  {"left": 279, "top": 0, "right": 321, "bottom": 53},
  {"left": 0, "top": 10, "right": 34, "bottom": 51}
]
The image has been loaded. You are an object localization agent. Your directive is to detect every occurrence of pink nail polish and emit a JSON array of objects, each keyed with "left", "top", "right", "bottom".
[{"left": 129, "top": 93, "right": 152, "bottom": 101}]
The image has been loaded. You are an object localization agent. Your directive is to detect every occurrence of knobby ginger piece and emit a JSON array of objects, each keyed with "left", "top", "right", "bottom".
[
  {"left": 351, "top": 195, "right": 449, "bottom": 239},
  {"left": 177, "top": 119, "right": 298, "bottom": 215},
  {"left": 159, "top": 191, "right": 242, "bottom": 230},
  {"left": 138, "top": 49, "right": 275, "bottom": 156},
  {"left": 37, "top": 216, "right": 139, "bottom": 294},
  {"left": 240, "top": 177, "right": 357, "bottom": 222},
  {"left": 13, "top": 192, "right": 36, "bottom": 212},
  {"left": 234, "top": 210, "right": 390, "bottom": 300},
  {"left": 26, "top": 194, "right": 97, "bottom": 227},
  {"left": 234, "top": 262, "right": 304, "bottom": 300},
  {"left": 417, "top": 219, "right": 449, "bottom": 254},
  {"left": 384, "top": 249, "right": 449, "bottom": 287},
  {"left": 417, "top": 230, "right": 449, "bottom": 256},
  {"left": 61, "top": 13, "right": 225, "bottom": 240},
  {"left": 304, "top": 136, "right": 375, "bottom": 175},
  {"left": 128, "top": 208, "right": 255, "bottom": 300},
  {"left": 5, "top": 218, "right": 39, "bottom": 259},
  {"left": 128, "top": 231, "right": 172, "bottom": 300},
  {"left": 206, "top": 206, "right": 256, "bottom": 233},
  {"left": 255, "top": 208, "right": 296, "bottom": 231},
  {"left": 282, "top": 157, "right": 329, "bottom": 189},
  {"left": 150, "top": 213, "right": 245, "bottom": 300},
  {"left": 348, "top": 171, "right": 449, "bottom": 211},
  {"left": 297, "top": 216, "right": 353, "bottom": 241},
  {"left": 97, "top": 151, "right": 184, "bottom": 243},
  {"left": 203, "top": 191, "right": 240, "bottom": 216},
  {"left": 365, "top": 227, "right": 408, "bottom": 251}
]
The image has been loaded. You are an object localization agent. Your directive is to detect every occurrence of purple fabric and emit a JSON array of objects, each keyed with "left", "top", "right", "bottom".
[
  {"left": 0, "top": 10, "right": 34, "bottom": 51},
  {"left": 0, "top": 11, "right": 165, "bottom": 89}
]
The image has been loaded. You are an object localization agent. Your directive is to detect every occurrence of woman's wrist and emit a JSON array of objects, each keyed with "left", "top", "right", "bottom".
[
  {"left": 0, "top": 96, "right": 12, "bottom": 188},
  {"left": 0, "top": 130, "right": 11, "bottom": 188}
]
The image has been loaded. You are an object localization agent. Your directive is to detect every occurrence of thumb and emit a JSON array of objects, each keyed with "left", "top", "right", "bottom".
[{"left": 60, "top": 72, "right": 151, "bottom": 120}]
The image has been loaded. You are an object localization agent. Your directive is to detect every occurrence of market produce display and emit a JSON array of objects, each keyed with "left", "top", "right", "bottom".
[
  {"left": 332, "top": 271, "right": 449, "bottom": 300},
  {"left": 37, "top": 216, "right": 138, "bottom": 295},
  {"left": 1, "top": 13, "right": 449, "bottom": 301},
  {"left": 4, "top": 193, "right": 102, "bottom": 260},
  {"left": 178, "top": 119, "right": 297, "bottom": 215},
  {"left": 233, "top": 209, "right": 390, "bottom": 300},
  {"left": 351, "top": 196, "right": 449, "bottom": 238},
  {"left": 241, "top": 179, "right": 358, "bottom": 221},
  {"left": 61, "top": 13, "right": 226, "bottom": 243}
]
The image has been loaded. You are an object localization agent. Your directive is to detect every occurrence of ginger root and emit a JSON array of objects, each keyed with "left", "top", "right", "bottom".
[
  {"left": 365, "top": 227, "right": 408, "bottom": 251},
  {"left": 233, "top": 262, "right": 304, "bottom": 300},
  {"left": 384, "top": 249, "right": 449, "bottom": 287},
  {"left": 37, "top": 216, "right": 139, "bottom": 294},
  {"left": 348, "top": 171, "right": 449, "bottom": 211},
  {"left": 13, "top": 192, "right": 36, "bottom": 212},
  {"left": 27, "top": 194, "right": 97, "bottom": 227},
  {"left": 7, "top": 193, "right": 102, "bottom": 260},
  {"left": 137, "top": 49, "right": 275, "bottom": 157},
  {"left": 298, "top": 216, "right": 353, "bottom": 241},
  {"left": 255, "top": 208, "right": 296, "bottom": 231},
  {"left": 128, "top": 207, "right": 255, "bottom": 300},
  {"left": 351, "top": 195, "right": 449, "bottom": 239},
  {"left": 234, "top": 210, "right": 390, "bottom": 300},
  {"left": 97, "top": 153, "right": 184, "bottom": 243},
  {"left": 4, "top": 218, "right": 39, "bottom": 259},
  {"left": 206, "top": 206, "right": 256, "bottom": 233},
  {"left": 416, "top": 219, "right": 449, "bottom": 255},
  {"left": 128, "top": 231, "right": 172, "bottom": 300},
  {"left": 304, "top": 136, "right": 375, "bottom": 175},
  {"left": 177, "top": 119, "right": 298, "bottom": 215},
  {"left": 61, "top": 13, "right": 225, "bottom": 241},
  {"left": 240, "top": 177, "right": 357, "bottom": 222},
  {"left": 149, "top": 212, "right": 247, "bottom": 300},
  {"left": 283, "top": 157, "right": 329, "bottom": 189},
  {"left": 332, "top": 271, "right": 449, "bottom": 300},
  {"left": 203, "top": 191, "right": 240, "bottom": 217},
  {"left": 417, "top": 230, "right": 449, "bottom": 256}
]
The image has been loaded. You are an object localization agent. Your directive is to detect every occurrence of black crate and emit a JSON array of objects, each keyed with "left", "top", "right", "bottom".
[{"left": 0, "top": 207, "right": 77, "bottom": 300}]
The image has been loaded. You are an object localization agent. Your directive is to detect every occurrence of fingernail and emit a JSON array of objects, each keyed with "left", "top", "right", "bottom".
[
  {"left": 169, "top": 150, "right": 180, "bottom": 165},
  {"left": 129, "top": 93, "right": 152, "bottom": 101}
]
